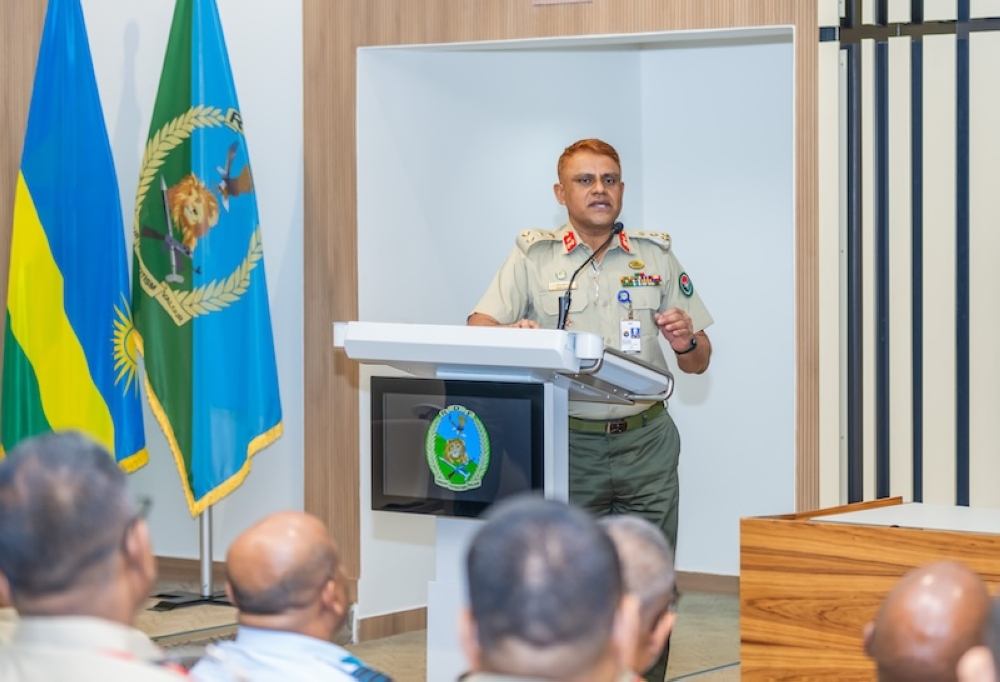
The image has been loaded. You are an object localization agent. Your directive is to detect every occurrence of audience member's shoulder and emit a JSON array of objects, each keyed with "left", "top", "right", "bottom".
[
  {"left": 348, "top": 663, "right": 394, "bottom": 681},
  {"left": 91, "top": 653, "right": 191, "bottom": 680},
  {"left": 0, "top": 649, "right": 189, "bottom": 681},
  {"left": 189, "top": 637, "right": 393, "bottom": 682},
  {"left": 458, "top": 674, "right": 552, "bottom": 681},
  {"left": 0, "top": 607, "right": 17, "bottom": 644}
]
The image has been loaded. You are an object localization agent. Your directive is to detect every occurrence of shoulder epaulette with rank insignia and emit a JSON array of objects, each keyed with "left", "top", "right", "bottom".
[
  {"left": 630, "top": 230, "right": 672, "bottom": 250},
  {"left": 515, "top": 229, "right": 560, "bottom": 254}
]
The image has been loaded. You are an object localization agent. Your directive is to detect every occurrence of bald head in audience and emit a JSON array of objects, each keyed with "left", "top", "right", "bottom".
[
  {"left": 600, "top": 515, "right": 677, "bottom": 676},
  {"left": 225, "top": 511, "right": 346, "bottom": 640},
  {"left": 192, "top": 512, "right": 395, "bottom": 681},
  {"left": 865, "top": 561, "right": 991, "bottom": 682},
  {"left": 460, "top": 496, "right": 638, "bottom": 682}
]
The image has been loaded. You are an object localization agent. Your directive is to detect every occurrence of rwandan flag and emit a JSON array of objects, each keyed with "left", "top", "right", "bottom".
[
  {"left": 133, "top": 0, "right": 282, "bottom": 516},
  {"left": 1, "top": 0, "right": 147, "bottom": 469}
]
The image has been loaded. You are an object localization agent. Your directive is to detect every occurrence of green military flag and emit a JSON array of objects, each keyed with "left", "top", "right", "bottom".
[{"left": 133, "top": 0, "right": 282, "bottom": 515}]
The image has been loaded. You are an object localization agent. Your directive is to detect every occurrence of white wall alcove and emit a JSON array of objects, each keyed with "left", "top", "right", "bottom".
[{"left": 356, "top": 26, "right": 796, "bottom": 621}]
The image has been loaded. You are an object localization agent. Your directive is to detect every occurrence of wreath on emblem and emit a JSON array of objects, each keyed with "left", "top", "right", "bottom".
[{"left": 133, "top": 105, "right": 264, "bottom": 322}]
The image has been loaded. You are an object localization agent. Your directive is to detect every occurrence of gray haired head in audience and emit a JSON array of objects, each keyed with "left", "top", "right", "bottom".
[
  {"left": 865, "top": 560, "right": 991, "bottom": 682},
  {"left": 599, "top": 515, "right": 676, "bottom": 628},
  {"left": 0, "top": 431, "right": 155, "bottom": 617},
  {"left": 600, "top": 515, "right": 678, "bottom": 675},
  {"left": 461, "top": 495, "right": 638, "bottom": 680}
]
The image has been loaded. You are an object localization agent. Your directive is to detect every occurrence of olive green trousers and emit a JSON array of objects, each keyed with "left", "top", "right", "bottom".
[
  {"left": 568, "top": 405, "right": 681, "bottom": 550},
  {"left": 568, "top": 405, "right": 680, "bottom": 682}
]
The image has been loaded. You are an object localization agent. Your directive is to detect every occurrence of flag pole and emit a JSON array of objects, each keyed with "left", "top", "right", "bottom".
[
  {"left": 149, "top": 504, "right": 229, "bottom": 610},
  {"left": 200, "top": 506, "right": 213, "bottom": 598}
]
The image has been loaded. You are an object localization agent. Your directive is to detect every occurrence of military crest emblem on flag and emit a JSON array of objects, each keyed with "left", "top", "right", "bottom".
[
  {"left": 134, "top": 106, "right": 261, "bottom": 325},
  {"left": 132, "top": 0, "right": 282, "bottom": 516}
]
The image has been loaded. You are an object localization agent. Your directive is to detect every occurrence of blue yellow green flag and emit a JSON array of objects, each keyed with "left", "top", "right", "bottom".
[
  {"left": 132, "top": 0, "right": 283, "bottom": 515},
  {"left": 1, "top": 0, "right": 147, "bottom": 470}
]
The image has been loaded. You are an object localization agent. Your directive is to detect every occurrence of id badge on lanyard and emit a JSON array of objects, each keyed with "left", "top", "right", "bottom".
[{"left": 618, "top": 290, "right": 640, "bottom": 354}]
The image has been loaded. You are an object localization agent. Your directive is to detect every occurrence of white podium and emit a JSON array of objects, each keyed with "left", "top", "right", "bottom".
[{"left": 332, "top": 321, "right": 673, "bottom": 680}]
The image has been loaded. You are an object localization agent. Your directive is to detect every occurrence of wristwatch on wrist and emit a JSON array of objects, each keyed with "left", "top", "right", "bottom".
[{"left": 674, "top": 336, "right": 698, "bottom": 355}]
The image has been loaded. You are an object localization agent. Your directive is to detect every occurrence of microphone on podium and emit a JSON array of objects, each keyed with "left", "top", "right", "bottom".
[{"left": 556, "top": 222, "right": 624, "bottom": 331}]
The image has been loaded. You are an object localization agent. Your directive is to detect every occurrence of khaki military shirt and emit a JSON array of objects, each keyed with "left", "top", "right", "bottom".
[
  {"left": 473, "top": 224, "right": 713, "bottom": 419},
  {"left": 0, "top": 607, "right": 16, "bottom": 644},
  {"left": 0, "top": 615, "right": 188, "bottom": 681}
]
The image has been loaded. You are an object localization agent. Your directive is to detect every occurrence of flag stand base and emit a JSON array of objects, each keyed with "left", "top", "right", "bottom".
[
  {"left": 147, "top": 507, "right": 231, "bottom": 612},
  {"left": 148, "top": 590, "right": 230, "bottom": 611}
]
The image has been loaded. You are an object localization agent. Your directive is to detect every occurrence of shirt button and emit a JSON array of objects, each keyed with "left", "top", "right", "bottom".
[{"left": 605, "top": 337, "right": 612, "bottom": 345}]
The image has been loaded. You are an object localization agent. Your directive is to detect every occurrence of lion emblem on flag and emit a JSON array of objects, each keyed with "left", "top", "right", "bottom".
[{"left": 168, "top": 173, "right": 220, "bottom": 252}]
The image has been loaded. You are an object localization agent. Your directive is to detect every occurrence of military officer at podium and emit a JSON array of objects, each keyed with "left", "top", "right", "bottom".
[{"left": 468, "top": 138, "right": 713, "bottom": 681}]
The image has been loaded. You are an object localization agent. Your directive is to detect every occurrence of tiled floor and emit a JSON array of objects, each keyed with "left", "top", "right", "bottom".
[
  {"left": 149, "top": 590, "right": 740, "bottom": 681},
  {"left": 137, "top": 581, "right": 238, "bottom": 647}
]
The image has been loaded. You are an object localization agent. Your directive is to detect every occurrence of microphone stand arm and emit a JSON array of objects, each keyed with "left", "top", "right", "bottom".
[{"left": 556, "top": 223, "right": 622, "bottom": 331}]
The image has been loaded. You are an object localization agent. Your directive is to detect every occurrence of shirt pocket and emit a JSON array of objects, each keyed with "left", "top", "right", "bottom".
[
  {"left": 540, "top": 288, "right": 592, "bottom": 314},
  {"left": 627, "top": 288, "right": 661, "bottom": 336}
]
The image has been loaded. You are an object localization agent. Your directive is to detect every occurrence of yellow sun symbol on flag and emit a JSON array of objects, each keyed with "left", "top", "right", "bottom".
[{"left": 112, "top": 295, "right": 139, "bottom": 394}]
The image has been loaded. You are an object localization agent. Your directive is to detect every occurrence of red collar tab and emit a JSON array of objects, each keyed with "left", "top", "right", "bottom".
[
  {"left": 562, "top": 230, "right": 579, "bottom": 253},
  {"left": 619, "top": 231, "right": 632, "bottom": 253}
]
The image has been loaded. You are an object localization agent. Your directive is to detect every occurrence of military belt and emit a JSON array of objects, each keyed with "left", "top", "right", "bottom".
[{"left": 568, "top": 401, "right": 665, "bottom": 435}]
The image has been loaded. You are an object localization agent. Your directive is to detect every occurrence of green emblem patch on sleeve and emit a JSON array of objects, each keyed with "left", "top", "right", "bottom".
[{"left": 678, "top": 272, "right": 694, "bottom": 297}]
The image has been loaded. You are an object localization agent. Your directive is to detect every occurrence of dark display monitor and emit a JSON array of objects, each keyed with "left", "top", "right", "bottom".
[{"left": 371, "top": 376, "right": 545, "bottom": 518}]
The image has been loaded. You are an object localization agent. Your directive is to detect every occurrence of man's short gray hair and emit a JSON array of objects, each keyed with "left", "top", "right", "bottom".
[
  {"left": 0, "top": 431, "right": 134, "bottom": 598},
  {"left": 600, "top": 515, "right": 676, "bottom": 627}
]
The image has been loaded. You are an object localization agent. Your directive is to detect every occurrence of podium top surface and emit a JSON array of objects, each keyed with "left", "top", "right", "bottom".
[
  {"left": 333, "top": 320, "right": 601, "bottom": 372},
  {"left": 332, "top": 321, "right": 673, "bottom": 403},
  {"left": 816, "top": 502, "right": 1000, "bottom": 535}
]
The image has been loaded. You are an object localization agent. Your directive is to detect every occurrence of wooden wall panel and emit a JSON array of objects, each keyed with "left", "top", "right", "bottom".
[
  {"left": 303, "top": 0, "right": 820, "bottom": 588},
  {"left": 358, "top": 606, "right": 427, "bottom": 643},
  {"left": 302, "top": 0, "right": 362, "bottom": 585},
  {"left": 796, "top": 1, "right": 822, "bottom": 514},
  {"left": 0, "top": 1, "right": 46, "bottom": 367}
]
